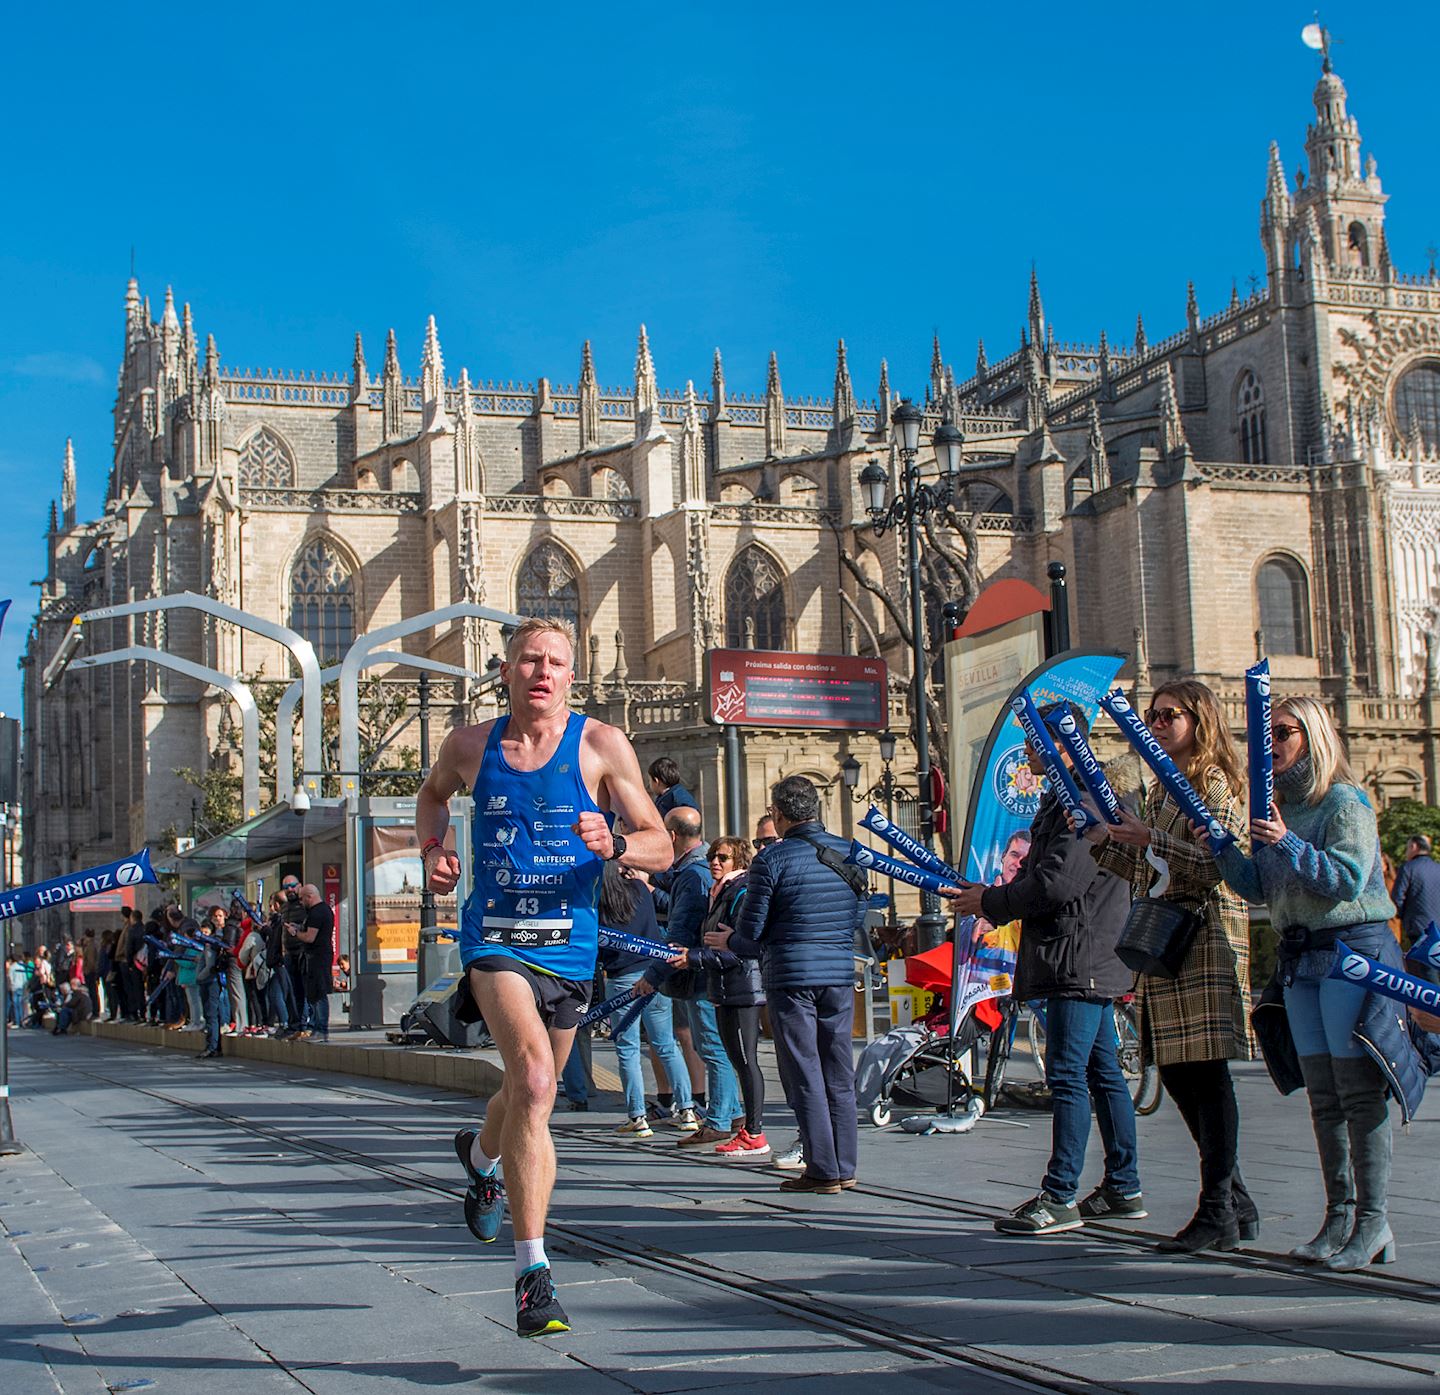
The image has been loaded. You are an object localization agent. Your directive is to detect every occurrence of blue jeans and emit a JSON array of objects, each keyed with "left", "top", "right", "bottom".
[
  {"left": 683, "top": 995, "right": 740, "bottom": 1130},
  {"left": 560, "top": 1040, "right": 589, "bottom": 1104},
  {"left": 608, "top": 969, "right": 695, "bottom": 1118},
  {"left": 1041, "top": 998, "right": 1140, "bottom": 1204},
  {"left": 202, "top": 975, "right": 226, "bottom": 1052},
  {"left": 1285, "top": 921, "right": 1395, "bottom": 1059},
  {"left": 263, "top": 973, "right": 291, "bottom": 1029}
]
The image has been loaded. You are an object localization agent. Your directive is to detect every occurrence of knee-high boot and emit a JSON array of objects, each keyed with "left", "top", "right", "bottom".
[
  {"left": 1325, "top": 1055, "right": 1395, "bottom": 1271},
  {"left": 1291, "top": 1054, "right": 1354, "bottom": 1262}
]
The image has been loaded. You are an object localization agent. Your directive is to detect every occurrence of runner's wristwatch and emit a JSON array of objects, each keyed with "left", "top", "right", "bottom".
[{"left": 607, "top": 834, "right": 628, "bottom": 861}]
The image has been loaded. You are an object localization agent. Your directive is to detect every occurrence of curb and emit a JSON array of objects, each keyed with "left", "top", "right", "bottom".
[{"left": 81, "top": 1019, "right": 505, "bottom": 1096}]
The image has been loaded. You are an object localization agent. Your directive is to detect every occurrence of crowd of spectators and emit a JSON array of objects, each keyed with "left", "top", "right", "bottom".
[{"left": 3, "top": 877, "right": 343, "bottom": 1057}]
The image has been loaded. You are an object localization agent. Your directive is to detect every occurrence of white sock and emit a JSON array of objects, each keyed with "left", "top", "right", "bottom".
[
  {"left": 469, "top": 1134, "right": 499, "bottom": 1176},
  {"left": 514, "top": 1238, "right": 547, "bottom": 1277}
]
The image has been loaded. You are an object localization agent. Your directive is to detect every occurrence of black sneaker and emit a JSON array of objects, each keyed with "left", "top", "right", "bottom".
[
  {"left": 454, "top": 1128, "right": 505, "bottom": 1244},
  {"left": 1078, "top": 1184, "right": 1149, "bottom": 1220},
  {"left": 515, "top": 1264, "right": 570, "bottom": 1338},
  {"left": 994, "top": 1192, "right": 1083, "bottom": 1235}
]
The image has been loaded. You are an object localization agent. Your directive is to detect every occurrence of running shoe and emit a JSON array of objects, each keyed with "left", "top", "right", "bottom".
[
  {"left": 773, "top": 1138, "right": 805, "bottom": 1170},
  {"left": 994, "top": 1192, "right": 1083, "bottom": 1235},
  {"left": 615, "top": 1115, "right": 654, "bottom": 1138},
  {"left": 515, "top": 1263, "right": 569, "bottom": 1338},
  {"left": 714, "top": 1129, "right": 771, "bottom": 1159},
  {"left": 1078, "top": 1184, "right": 1148, "bottom": 1220},
  {"left": 665, "top": 1106, "right": 700, "bottom": 1133},
  {"left": 454, "top": 1128, "right": 505, "bottom": 1244}
]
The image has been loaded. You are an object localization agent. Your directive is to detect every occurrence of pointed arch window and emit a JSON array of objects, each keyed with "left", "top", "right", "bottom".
[
  {"left": 1256, "top": 555, "right": 1311, "bottom": 657},
  {"left": 725, "top": 546, "right": 787, "bottom": 651},
  {"left": 238, "top": 427, "right": 296, "bottom": 488},
  {"left": 1236, "top": 371, "right": 1268, "bottom": 465},
  {"left": 289, "top": 538, "right": 355, "bottom": 663},
  {"left": 1395, "top": 364, "right": 1440, "bottom": 457},
  {"left": 516, "top": 541, "right": 581, "bottom": 640}
]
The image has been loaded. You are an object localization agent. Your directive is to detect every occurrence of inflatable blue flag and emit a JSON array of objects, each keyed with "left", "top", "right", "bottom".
[
  {"left": 1330, "top": 939, "right": 1440, "bottom": 1013},
  {"left": 1405, "top": 922, "right": 1440, "bottom": 972},
  {"left": 596, "top": 927, "right": 677, "bottom": 963},
  {"left": 1246, "top": 660, "right": 1274, "bottom": 826},
  {"left": 1010, "top": 691, "right": 1096, "bottom": 832},
  {"left": 578, "top": 985, "right": 640, "bottom": 1030},
  {"left": 1098, "top": 689, "right": 1235, "bottom": 852},
  {"left": 1043, "top": 706, "right": 1123, "bottom": 825},
  {"left": 0, "top": 849, "right": 157, "bottom": 921},
  {"left": 859, "top": 806, "right": 959, "bottom": 882},
  {"left": 845, "top": 841, "right": 952, "bottom": 894}
]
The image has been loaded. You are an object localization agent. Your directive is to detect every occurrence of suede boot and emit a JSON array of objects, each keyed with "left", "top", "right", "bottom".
[
  {"left": 1291, "top": 1054, "right": 1354, "bottom": 1262},
  {"left": 1325, "top": 1055, "right": 1395, "bottom": 1271}
]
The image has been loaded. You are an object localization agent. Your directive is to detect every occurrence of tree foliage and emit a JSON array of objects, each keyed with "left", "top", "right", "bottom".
[{"left": 1377, "top": 798, "right": 1440, "bottom": 862}]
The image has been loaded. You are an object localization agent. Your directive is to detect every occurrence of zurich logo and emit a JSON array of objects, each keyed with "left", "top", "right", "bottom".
[
  {"left": 494, "top": 868, "right": 512, "bottom": 886},
  {"left": 853, "top": 847, "right": 876, "bottom": 868},
  {"left": 1057, "top": 712, "right": 1076, "bottom": 735},
  {"left": 1340, "top": 954, "right": 1370, "bottom": 982},
  {"left": 116, "top": 861, "right": 144, "bottom": 886},
  {"left": 1255, "top": 673, "right": 1271, "bottom": 698},
  {"left": 1206, "top": 819, "right": 1226, "bottom": 842}
]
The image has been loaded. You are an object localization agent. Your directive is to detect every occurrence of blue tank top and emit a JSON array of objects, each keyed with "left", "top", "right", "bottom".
[{"left": 460, "top": 711, "right": 605, "bottom": 981}]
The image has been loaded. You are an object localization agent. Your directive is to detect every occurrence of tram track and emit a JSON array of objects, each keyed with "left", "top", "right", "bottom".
[{"left": 17, "top": 1042, "right": 1440, "bottom": 1391}]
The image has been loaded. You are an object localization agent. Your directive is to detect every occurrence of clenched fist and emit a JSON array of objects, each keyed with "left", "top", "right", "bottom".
[
  {"left": 425, "top": 847, "right": 461, "bottom": 895},
  {"left": 572, "top": 810, "right": 616, "bottom": 860}
]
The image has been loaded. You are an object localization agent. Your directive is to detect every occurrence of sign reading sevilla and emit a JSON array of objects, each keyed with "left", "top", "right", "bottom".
[{"left": 704, "top": 649, "right": 888, "bottom": 730}]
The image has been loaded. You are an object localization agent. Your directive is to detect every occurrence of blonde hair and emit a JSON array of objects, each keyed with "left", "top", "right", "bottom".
[
  {"left": 1275, "top": 694, "right": 1358, "bottom": 805},
  {"left": 1152, "top": 679, "right": 1245, "bottom": 798},
  {"left": 505, "top": 617, "right": 576, "bottom": 664}
]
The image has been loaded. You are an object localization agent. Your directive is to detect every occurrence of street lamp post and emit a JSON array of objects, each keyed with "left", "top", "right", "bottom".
[
  {"left": 840, "top": 729, "right": 901, "bottom": 937},
  {"left": 857, "top": 402, "right": 964, "bottom": 953}
]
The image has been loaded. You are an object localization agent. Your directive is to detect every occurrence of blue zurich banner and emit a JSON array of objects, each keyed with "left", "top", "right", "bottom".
[
  {"left": 858, "top": 805, "right": 959, "bottom": 882},
  {"left": 0, "top": 848, "right": 157, "bottom": 921},
  {"left": 1330, "top": 939, "right": 1440, "bottom": 1012}
]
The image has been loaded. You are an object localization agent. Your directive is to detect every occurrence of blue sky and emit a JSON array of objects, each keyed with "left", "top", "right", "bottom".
[{"left": 1, "top": 2, "right": 1433, "bottom": 717}]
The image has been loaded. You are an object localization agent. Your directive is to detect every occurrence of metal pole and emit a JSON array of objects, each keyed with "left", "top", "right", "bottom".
[
  {"left": 904, "top": 455, "right": 946, "bottom": 952},
  {"left": 418, "top": 672, "right": 436, "bottom": 942},
  {"left": 723, "top": 724, "right": 743, "bottom": 835},
  {"left": 0, "top": 830, "right": 20, "bottom": 1156},
  {"left": 882, "top": 765, "right": 898, "bottom": 937},
  {"left": 1047, "top": 560, "right": 1071, "bottom": 655}
]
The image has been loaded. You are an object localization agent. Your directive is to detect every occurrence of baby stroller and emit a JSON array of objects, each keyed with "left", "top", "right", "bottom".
[{"left": 857, "top": 940, "right": 1009, "bottom": 1128}]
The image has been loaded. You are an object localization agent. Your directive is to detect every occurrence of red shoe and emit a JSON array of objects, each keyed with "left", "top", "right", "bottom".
[{"left": 714, "top": 1129, "right": 771, "bottom": 1159}]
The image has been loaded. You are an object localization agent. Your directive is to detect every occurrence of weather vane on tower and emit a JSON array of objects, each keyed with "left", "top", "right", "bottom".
[{"left": 1302, "top": 16, "right": 1334, "bottom": 72}]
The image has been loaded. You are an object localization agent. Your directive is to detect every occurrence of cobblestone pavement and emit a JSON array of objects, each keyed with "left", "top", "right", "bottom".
[{"left": 2, "top": 1029, "right": 1437, "bottom": 1393}]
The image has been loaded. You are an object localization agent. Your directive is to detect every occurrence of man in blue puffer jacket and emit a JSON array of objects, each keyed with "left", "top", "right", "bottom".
[{"left": 727, "top": 776, "right": 868, "bottom": 1193}]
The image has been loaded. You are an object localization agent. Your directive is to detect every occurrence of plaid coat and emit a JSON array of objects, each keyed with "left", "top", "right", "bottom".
[{"left": 1095, "top": 771, "right": 1255, "bottom": 1068}]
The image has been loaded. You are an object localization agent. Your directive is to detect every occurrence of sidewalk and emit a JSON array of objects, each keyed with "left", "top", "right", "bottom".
[{"left": 3, "top": 1028, "right": 1438, "bottom": 1392}]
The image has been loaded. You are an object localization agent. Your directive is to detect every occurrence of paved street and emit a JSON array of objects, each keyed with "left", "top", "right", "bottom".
[{"left": 2, "top": 1028, "right": 1438, "bottom": 1393}]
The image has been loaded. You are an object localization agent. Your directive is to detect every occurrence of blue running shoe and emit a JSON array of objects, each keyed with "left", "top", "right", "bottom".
[
  {"left": 516, "top": 1263, "right": 569, "bottom": 1338},
  {"left": 454, "top": 1128, "right": 505, "bottom": 1244}
]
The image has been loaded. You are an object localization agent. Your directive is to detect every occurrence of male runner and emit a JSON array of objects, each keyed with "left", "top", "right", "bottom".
[{"left": 417, "top": 617, "right": 669, "bottom": 1337}]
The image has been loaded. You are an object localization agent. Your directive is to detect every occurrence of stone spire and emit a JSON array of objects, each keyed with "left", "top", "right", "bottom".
[
  {"left": 179, "top": 302, "right": 197, "bottom": 395},
  {"left": 383, "top": 329, "right": 403, "bottom": 440},
  {"left": 877, "top": 358, "right": 892, "bottom": 433},
  {"left": 455, "top": 366, "right": 480, "bottom": 496},
  {"left": 61, "top": 439, "right": 77, "bottom": 528},
  {"left": 633, "top": 325, "right": 660, "bottom": 437},
  {"left": 1087, "top": 401, "right": 1108, "bottom": 490},
  {"left": 198, "top": 334, "right": 225, "bottom": 472},
  {"left": 350, "top": 333, "right": 368, "bottom": 404},
  {"left": 48, "top": 499, "right": 58, "bottom": 534},
  {"left": 975, "top": 338, "right": 987, "bottom": 381},
  {"left": 680, "top": 380, "right": 705, "bottom": 503},
  {"left": 1098, "top": 329, "right": 1111, "bottom": 389},
  {"left": 929, "top": 334, "right": 945, "bottom": 402},
  {"left": 833, "top": 339, "right": 856, "bottom": 427},
  {"left": 124, "top": 277, "right": 142, "bottom": 346},
  {"left": 710, "top": 347, "right": 727, "bottom": 421},
  {"left": 1186, "top": 281, "right": 1200, "bottom": 341},
  {"left": 161, "top": 284, "right": 180, "bottom": 338},
  {"left": 420, "top": 315, "right": 451, "bottom": 434},
  {"left": 578, "top": 340, "right": 599, "bottom": 448},
  {"left": 1028, "top": 265, "right": 1045, "bottom": 347},
  {"left": 1158, "top": 360, "right": 1187, "bottom": 456},
  {"left": 764, "top": 352, "right": 786, "bottom": 459},
  {"left": 1133, "top": 314, "right": 1147, "bottom": 357}
]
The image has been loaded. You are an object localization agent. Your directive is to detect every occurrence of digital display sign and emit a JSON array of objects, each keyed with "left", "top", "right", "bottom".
[{"left": 704, "top": 649, "right": 889, "bottom": 730}]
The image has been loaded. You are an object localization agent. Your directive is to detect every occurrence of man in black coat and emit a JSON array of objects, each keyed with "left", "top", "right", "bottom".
[
  {"left": 1393, "top": 835, "right": 1440, "bottom": 985},
  {"left": 944, "top": 703, "right": 1142, "bottom": 1236}
]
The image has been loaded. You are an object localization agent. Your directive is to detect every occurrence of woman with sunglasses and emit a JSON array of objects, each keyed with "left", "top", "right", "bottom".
[
  {"left": 1206, "top": 696, "right": 1415, "bottom": 1270},
  {"left": 1083, "top": 680, "right": 1256, "bottom": 1253},
  {"left": 697, "top": 837, "right": 769, "bottom": 1157}
]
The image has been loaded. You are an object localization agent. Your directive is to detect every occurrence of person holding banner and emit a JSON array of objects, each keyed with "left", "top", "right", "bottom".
[
  {"left": 943, "top": 703, "right": 1143, "bottom": 1235},
  {"left": 1083, "top": 680, "right": 1258, "bottom": 1253},
  {"left": 1203, "top": 695, "right": 1413, "bottom": 1270}
]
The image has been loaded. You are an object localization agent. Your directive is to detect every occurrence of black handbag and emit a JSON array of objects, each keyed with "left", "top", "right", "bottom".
[{"left": 1115, "top": 897, "right": 1202, "bottom": 978}]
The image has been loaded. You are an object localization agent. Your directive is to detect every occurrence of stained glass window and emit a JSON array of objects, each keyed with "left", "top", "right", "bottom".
[
  {"left": 516, "top": 542, "right": 581, "bottom": 639},
  {"left": 289, "top": 538, "right": 355, "bottom": 663},
  {"left": 237, "top": 428, "right": 295, "bottom": 488},
  {"left": 1236, "top": 371, "right": 1267, "bottom": 465},
  {"left": 1395, "top": 364, "right": 1440, "bottom": 456},
  {"left": 1257, "top": 556, "right": 1311, "bottom": 656},
  {"left": 725, "top": 546, "right": 787, "bottom": 650}
]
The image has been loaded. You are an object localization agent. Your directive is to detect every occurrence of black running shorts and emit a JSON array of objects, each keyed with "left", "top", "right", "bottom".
[{"left": 464, "top": 954, "right": 592, "bottom": 1031}]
